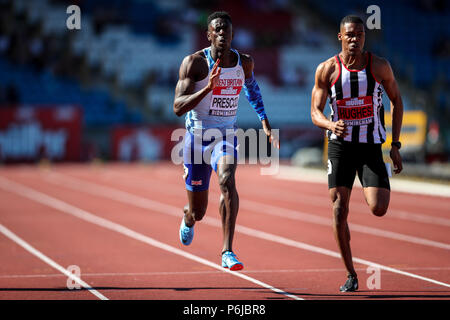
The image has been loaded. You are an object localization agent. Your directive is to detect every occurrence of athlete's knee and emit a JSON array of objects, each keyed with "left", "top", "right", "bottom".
[
  {"left": 332, "top": 199, "right": 349, "bottom": 225},
  {"left": 218, "top": 169, "right": 236, "bottom": 194},
  {"left": 364, "top": 188, "right": 390, "bottom": 217},
  {"left": 192, "top": 211, "right": 206, "bottom": 222},
  {"left": 333, "top": 207, "right": 348, "bottom": 226},
  {"left": 189, "top": 207, "right": 207, "bottom": 221},
  {"left": 185, "top": 204, "right": 207, "bottom": 222},
  {"left": 370, "top": 204, "right": 388, "bottom": 217}
]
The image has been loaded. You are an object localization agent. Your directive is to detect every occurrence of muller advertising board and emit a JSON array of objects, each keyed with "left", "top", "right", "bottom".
[{"left": 0, "top": 106, "right": 82, "bottom": 163}]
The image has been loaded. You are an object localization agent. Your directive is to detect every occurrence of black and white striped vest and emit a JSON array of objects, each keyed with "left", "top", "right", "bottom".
[{"left": 327, "top": 52, "right": 386, "bottom": 144}]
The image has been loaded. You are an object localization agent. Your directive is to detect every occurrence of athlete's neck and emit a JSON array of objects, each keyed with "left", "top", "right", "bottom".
[
  {"left": 339, "top": 51, "right": 367, "bottom": 70},
  {"left": 210, "top": 46, "right": 233, "bottom": 67}
]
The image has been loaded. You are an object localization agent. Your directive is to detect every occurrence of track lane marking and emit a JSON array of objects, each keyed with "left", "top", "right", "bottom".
[
  {"left": 45, "top": 171, "right": 450, "bottom": 251},
  {"left": 0, "top": 224, "right": 108, "bottom": 300},
  {"left": 275, "top": 165, "right": 450, "bottom": 198},
  {"left": 20, "top": 173, "right": 450, "bottom": 289},
  {"left": 87, "top": 168, "right": 450, "bottom": 227},
  {"left": 0, "top": 177, "right": 302, "bottom": 301},
  {"left": 2, "top": 266, "right": 450, "bottom": 280}
]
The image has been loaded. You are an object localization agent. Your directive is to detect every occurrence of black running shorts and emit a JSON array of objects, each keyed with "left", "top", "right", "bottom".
[{"left": 327, "top": 140, "right": 390, "bottom": 190}]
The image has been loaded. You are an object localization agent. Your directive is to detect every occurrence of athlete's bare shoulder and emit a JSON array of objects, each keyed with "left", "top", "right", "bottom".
[
  {"left": 179, "top": 50, "right": 209, "bottom": 81},
  {"left": 318, "top": 56, "right": 337, "bottom": 75},
  {"left": 315, "top": 56, "right": 338, "bottom": 87},
  {"left": 239, "top": 52, "right": 253, "bottom": 65},
  {"left": 370, "top": 53, "right": 390, "bottom": 70},
  {"left": 370, "top": 52, "right": 394, "bottom": 82}
]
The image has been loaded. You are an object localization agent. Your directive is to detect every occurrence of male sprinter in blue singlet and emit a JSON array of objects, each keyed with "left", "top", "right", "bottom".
[
  {"left": 311, "top": 15, "right": 404, "bottom": 292},
  {"left": 173, "top": 11, "right": 279, "bottom": 270}
]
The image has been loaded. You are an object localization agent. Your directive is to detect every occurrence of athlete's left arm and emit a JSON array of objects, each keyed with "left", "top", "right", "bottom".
[
  {"left": 376, "top": 57, "right": 403, "bottom": 174},
  {"left": 241, "top": 53, "right": 280, "bottom": 149}
]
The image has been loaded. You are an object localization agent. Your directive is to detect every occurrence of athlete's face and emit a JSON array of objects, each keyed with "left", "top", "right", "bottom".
[
  {"left": 338, "top": 22, "right": 365, "bottom": 56},
  {"left": 207, "top": 18, "right": 233, "bottom": 50}
]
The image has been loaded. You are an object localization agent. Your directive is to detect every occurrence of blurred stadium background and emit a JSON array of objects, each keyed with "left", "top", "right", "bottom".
[{"left": 0, "top": 0, "right": 448, "bottom": 180}]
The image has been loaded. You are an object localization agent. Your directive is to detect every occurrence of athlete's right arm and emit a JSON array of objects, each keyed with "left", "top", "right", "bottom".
[
  {"left": 173, "top": 55, "right": 221, "bottom": 117},
  {"left": 310, "top": 61, "right": 347, "bottom": 138}
]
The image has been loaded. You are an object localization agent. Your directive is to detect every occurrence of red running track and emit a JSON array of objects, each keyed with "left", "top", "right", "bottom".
[{"left": 0, "top": 162, "right": 449, "bottom": 300}]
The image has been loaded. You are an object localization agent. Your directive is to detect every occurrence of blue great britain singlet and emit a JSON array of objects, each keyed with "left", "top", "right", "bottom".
[{"left": 185, "top": 47, "right": 245, "bottom": 134}]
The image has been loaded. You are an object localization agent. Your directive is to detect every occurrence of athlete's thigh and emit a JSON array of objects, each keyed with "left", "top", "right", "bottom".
[
  {"left": 358, "top": 144, "right": 391, "bottom": 214},
  {"left": 183, "top": 162, "right": 213, "bottom": 192},
  {"left": 328, "top": 140, "right": 357, "bottom": 189},
  {"left": 357, "top": 144, "right": 390, "bottom": 190},
  {"left": 211, "top": 133, "right": 238, "bottom": 174},
  {"left": 362, "top": 186, "right": 390, "bottom": 214},
  {"left": 216, "top": 155, "right": 237, "bottom": 171},
  {"left": 183, "top": 131, "right": 213, "bottom": 192}
]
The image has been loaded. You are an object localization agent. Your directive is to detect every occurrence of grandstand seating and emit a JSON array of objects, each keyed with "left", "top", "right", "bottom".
[
  {"left": 0, "top": 57, "right": 143, "bottom": 125},
  {"left": 3, "top": 0, "right": 444, "bottom": 129}
]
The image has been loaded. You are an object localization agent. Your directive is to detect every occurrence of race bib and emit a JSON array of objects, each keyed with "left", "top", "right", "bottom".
[
  {"left": 209, "top": 78, "right": 243, "bottom": 117},
  {"left": 336, "top": 96, "right": 374, "bottom": 126}
]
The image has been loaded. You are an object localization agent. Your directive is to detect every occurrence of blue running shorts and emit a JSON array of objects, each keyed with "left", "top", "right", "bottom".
[{"left": 183, "top": 130, "right": 239, "bottom": 192}]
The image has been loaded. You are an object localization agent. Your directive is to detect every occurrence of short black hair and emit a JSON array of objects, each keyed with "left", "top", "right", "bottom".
[
  {"left": 340, "top": 15, "right": 364, "bottom": 28},
  {"left": 207, "top": 11, "right": 232, "bottom": 27}
]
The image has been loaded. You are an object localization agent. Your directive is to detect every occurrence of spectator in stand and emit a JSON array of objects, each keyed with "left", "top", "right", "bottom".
[
  {"left": 28, "top": 35, "right": 45, "bottom": 71},
  {"left": 418, "top": 0, "right": 448, "bottom": 12},
  {"left": 0, "top": 84, "right": 20, "bottom": 106},
  {"left": 5, "top": 84, "right": 19, "bottom": 105},
  {"left": 303, "top": 22, "right": 325, "bottom": 48},
  {"left": 233, "top": 28, "right": 254, "bottom": 50},
  {"left": 0, "top": 85, "right": 5, "bottom": 105},
  {"left": 433, "top": 36, "right": 450, "bottom": 58},
  {"left": 0, "top": 34, "right": 10, "bottom": 57}
]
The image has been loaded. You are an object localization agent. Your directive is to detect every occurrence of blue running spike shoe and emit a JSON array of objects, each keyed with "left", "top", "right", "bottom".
[
  {"left": 222, "top": 251, "right": 244, "bottom": 271},
  {"left": 179, "top": 218, "right": 194, "bottom": 246}
]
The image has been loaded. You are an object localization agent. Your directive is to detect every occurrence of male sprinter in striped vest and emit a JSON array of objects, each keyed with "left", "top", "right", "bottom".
[
  {"left": 311, "top": 15, "right": 404, "bottom": 292},
  {"left": 173, "top": 11, "right": 279, "bottom": 270}
]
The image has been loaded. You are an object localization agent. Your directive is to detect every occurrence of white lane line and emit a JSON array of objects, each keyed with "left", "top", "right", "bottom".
[
  {"left": 386, "top": 210, "right": 450, "bottom": 228},
  {"left": 242, "top": 185, "right": 450, "bottom": 228},
  {"left": 2, "top": 266, "right": 450, "bottom": 280},
  {"left": 239, "top": 179, "right": 450, "bottom": 227},
  {"left": 233, "top": 224, "right": 450, "bottom": 289},
  {"left": 45, "top": 172, "right": 450, "bottom": 251},
  {"left": 89, "top": 168, "right": 450, "bottom": 228},
  {"left": 239, "top": 199, "right": 450, "bottom": 251},
  {"left": 0, "top": 224, "right": 108, "bottom": 300},
  {"left": 275, "top": 165, "right": 450, "bottom": 198},
  {"left": 96, "top": 166, "right": 450, "bottom": 227},
  {"left": 0, "top": 177, "right": 302, "bottom": 301},
  {"left": 29, "top": 173, "right": 450, "bottom": 289},
  {"left": 0, "top": 269, "right": 347, "bottom": 280}
]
